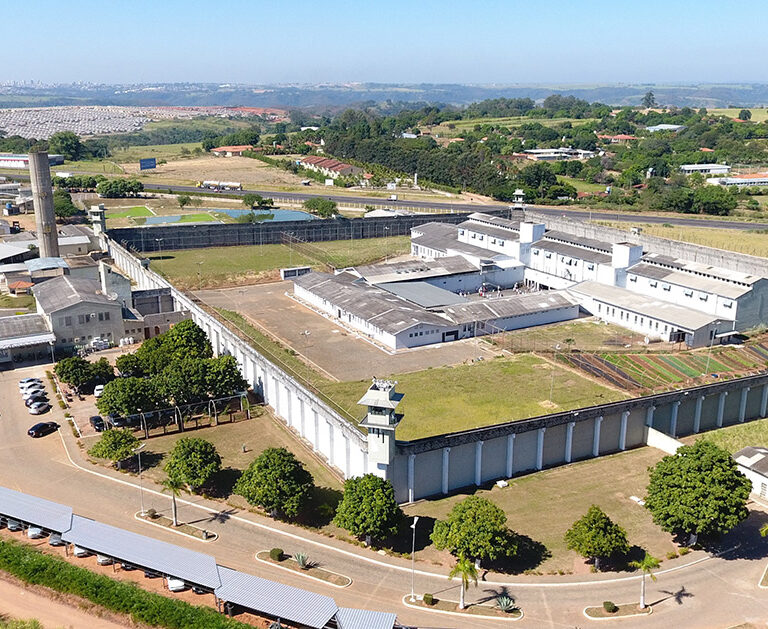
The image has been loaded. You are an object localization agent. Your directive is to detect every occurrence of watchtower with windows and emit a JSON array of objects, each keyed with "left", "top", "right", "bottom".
[{"left": 359, "top": 378, "right": 403, "bottom": 480}]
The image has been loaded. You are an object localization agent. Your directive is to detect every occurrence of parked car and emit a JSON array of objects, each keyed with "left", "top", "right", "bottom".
[
  {"left": 107, "top": 413, "right": 128, "bottom": 428},
  {"left": 28, "top": 403, "right": 52, "bottom": 416},
  {"left": 25, "top": 395, "right": 48, "bottom": 408},
  {"left": 166, "top": 578, "right": 186, "bottom": 592},
  {"left": 27, "top": 421, "right": 58, "bottom": 437},
  {"left": 49, "top": 532, "right": 64, "bottom": 546},
  {"left": 191, "top": 585, "right": 208, "bottom": 595},
  {"left": 96, "top": 554, "right": 113, "bottom": 566},
  {"left": 120, "top": 562, "right": 137, "bottom": 571},
  {"left": 73, "top": 546, "right": 90, "bottom": 558},
  {"left": 89, "top": 415, "right": 106, "bottom": 432},
  {"left": 94, "top": 384, "right": 105, "bottom": 398},
  {"left": 18, "top": 378, "right": 42, "bottom": 389},
  {"left": 6, "top": 519, "right": 22, "bottom": 532},
  {"left": 27, "top": 526, "right": 44, "bottom": 539},
  {"left": 21, "top": 386, "right": 46, "bottom": 400}
]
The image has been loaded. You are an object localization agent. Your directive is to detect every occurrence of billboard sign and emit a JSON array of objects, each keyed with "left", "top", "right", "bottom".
[{"left": 139, "top": 157, "right": 157, "bottom": 170}]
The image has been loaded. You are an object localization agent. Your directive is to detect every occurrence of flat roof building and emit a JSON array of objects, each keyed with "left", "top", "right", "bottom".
[{"left": 680, "top": 163, "right": 731, "bottom": 175}]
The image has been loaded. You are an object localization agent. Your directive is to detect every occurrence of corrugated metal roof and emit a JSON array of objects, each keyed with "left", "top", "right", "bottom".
[
  {"left": 532, "top": 240, "right": 612, "bottom": 265},
  {"left": 627, "top": 262, "right": 751, "bottom": 299},
  {"left": 0, "top": 314, "right": 54, "bottom": 349},
  {"left": 380, "top": 281, "right": 468, "bottom": 308},
  {"left": 336, "top": 607, "right": 397, "bottom": 629},
  {"left": 0, "top": 485, "right": 72, "bottom": 532},
  {"left": 215, "top": 566, "right": 338, "bottom": 628},
  {"left": 734, "top": 446, "right": 768, "bottom": 476},
  {"left": 25, "top": 257, "right": 68, "bottom": 272},
  {"left": 441, "top": 292, "right": 577, "bottom": 325},
  {"left": 32, "top": 276, "right": 117, "bottom": 314},
  {"left": 62, "top": 515, "right": 221, "bottom": 589}
]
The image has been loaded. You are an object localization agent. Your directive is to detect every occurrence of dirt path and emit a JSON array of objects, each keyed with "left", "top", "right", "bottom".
[{"left": 0, "top": 578, "right": 131, "bottom": 629}]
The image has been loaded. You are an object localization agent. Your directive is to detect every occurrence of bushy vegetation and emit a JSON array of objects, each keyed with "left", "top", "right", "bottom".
[
  {"left": 164, "top": 437, "right": 222, "bottom": 491},
  {"left": 54, "top": 356, "right": 114, "bottom": 394},
  {"left": 96, "top": 178, "right": 143, "bottom": 198}
]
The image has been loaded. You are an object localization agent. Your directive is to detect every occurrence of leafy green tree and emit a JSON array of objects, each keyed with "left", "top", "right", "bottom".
[
  {"left": 54, "top": 356, "right": 95, "bottom": 392},
  {"left": 449, "top": 556, "right": 478, "bottom": 610},
  {"left": 53, "top": 189, "right": 79, "bottom": 218},
  {"left": 242, "top": 193, "right": 262, "bottom": 208},
  {"left": 738, "top": 109, "right": 752, "bottom": 121},
  {"left": 115, "top": 352, "right": 143, "bottom": 377},
  {"left": 564, "top": 505, "right": 629, "bottom": 570},
  {"left": 164, "top": 437, "right": 222, "bottom": 491},
  {"left": 692, "top": 185, "right": 737, "bottom": 216},
  {"left": 48, "top": 131, "right": 83, "bottom": 160},
  {"left": 177, "top": 194, "right": 191, "bottom": 209},
  {"left": 334, "top": 474, "right": 402, "bottom": 544},
  {"left": 303, "top": 197, "right": 337, "bottom": 218},
  {"left": 646, "top": 441, "right": 751, "bottom": 540},
  {"left": 161, "top": 476, "right": 185, "bottom": 526},
  {"left": 90, "top": 357, "right": 115, "bottom": 385},
  {"left": 161, "top": 319, "right": 213, "bottom": 363},
  {"left": 205, "top": 355, "right": 248, "bottom": 399},
  {"left": 642, "top": 91, "right": 657, "bottom": 108},
  {"left": 628, "top": 552, "right": 660, "bottom": 609},
  {"left": 96, "top": 377, "right": 164, "bottom": 417},
  {"left": 158, "top": 358, "right": 209, "bottom": 406},
  {"left": 234, "top": 447, "right": 314, "bottom": 518},
  {"left": 88, "top": 429, "right": 140, "bottom": 469},
  {"left": 431, "top": 496, "right": 518, "bottom": 566}
]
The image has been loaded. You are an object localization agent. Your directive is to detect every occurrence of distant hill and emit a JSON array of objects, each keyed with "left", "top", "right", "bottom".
[{"left": 2, "top": 83, "right": 768, "bottom": 109}]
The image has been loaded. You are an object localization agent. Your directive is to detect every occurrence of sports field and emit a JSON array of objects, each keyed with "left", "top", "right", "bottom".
[{"left": 106, "top": 205, "right": 154, "bottom": 219}]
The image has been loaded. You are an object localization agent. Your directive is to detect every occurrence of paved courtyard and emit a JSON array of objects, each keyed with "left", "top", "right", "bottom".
[{"left": 195, "top": 281, "right": 497, "bottom": 381}]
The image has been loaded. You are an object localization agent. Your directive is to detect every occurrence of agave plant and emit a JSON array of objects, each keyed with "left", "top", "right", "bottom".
[
  {"left": 496, "top": 594, "right": 517, "bottom": 613},
  {"left": 294, "top": 552, "right": 310, "bottom": 569}
]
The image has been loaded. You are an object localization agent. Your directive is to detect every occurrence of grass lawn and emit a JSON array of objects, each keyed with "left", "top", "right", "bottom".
[
  {"left": 428, "top": 116, "right": 598, "bottom": 137},
  {"left": 681, "top": 417, "right": 768, "bottom": 453},
  {"left": 558, "top": 176, "right": 607, "bottom": 194},
  {"left": 149, "top": 236, "right": 410, "bottom": 289},
  {"left": 322, "top": 354, "right": 628, "bottom": 440},
  {"left": 111, "top": 142, "right": 203, "bottom": 163},
  {"left": 52, "top": 160, "right": 123, "bottom": 174},
  {"left": 0, "top": 294, "right": 35, "bottom": 309},
  {"left": 404, "top": 446, "right": 673, "bottom": 573},
  {"left": 177, "top": 213, "right": 218, "bottom": 223},
  {"left": 106, "top": 205, "right": 153, "bottom": 219},
  {"left": 492, "top": 319, "right": 643, "bottom": 353},
  {"left": 603, "top": 222, "right": 768, "bottom": 258},
  {"left": 709, "top": 108, "right": 768, "bottom": 122}
]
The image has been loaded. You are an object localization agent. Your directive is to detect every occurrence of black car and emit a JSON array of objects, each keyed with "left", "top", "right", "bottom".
[
  {"left": 89, "top": 415, "right": 106, "bottom": 432},
  {"left": 107, "top": 413, "right": 128, "bottom": 428},
  {"left": 27, "top": 422, "right": 59, "bottom": 438},
  {"left": 25, "top": 394, "right": 48, "bottom": 408}
]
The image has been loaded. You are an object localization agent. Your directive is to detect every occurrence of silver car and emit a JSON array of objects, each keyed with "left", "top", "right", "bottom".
[{"left": 28, "top": 402, "right": 51, "bottom": 415}]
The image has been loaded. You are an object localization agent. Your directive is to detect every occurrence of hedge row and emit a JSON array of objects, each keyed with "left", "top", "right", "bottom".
[{"left": 0, "top": 540, "right": 248, "bottom": 629}]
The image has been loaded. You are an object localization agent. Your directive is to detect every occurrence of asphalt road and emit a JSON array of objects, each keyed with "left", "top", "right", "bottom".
[{"left": 2, "top": 364, "right": 768, "bottom": 628}]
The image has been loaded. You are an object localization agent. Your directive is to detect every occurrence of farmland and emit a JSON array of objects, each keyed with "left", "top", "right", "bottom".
[
  {"left": 110, "top": 142, "right": 203, "bottom": 163},
  {"left": 709, "top": 107, "right": 768, "bottom": 122}
]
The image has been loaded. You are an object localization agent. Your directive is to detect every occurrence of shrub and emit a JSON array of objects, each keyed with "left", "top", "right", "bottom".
[
  {"left": 496, "top": 594, "right": 516, "bottom": 612},
  {"left": 679, "top": 547, "right": 691, "bottom": 556},
  {"left": 603, "top": 601, "right": 618, "bottom": 613},
  {"left": 666, "top": 550, "right": 678, "bottom": 560},
  {"left": 294, "top": 552, "right": 309, "bottom": 569},
  {"left": 269, "top": 547, "right": 284, "bottom": 561},
  {"left": 422, "top": 593, "right": 434, "bottom": 606}
]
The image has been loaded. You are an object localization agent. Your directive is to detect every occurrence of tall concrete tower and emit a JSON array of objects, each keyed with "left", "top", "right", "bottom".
[
  {"left": 359, "top": 378, "right": 403, "bottom": 481},
  {"left": 28, "top": 151, "right": 59, "bottom": 258}
]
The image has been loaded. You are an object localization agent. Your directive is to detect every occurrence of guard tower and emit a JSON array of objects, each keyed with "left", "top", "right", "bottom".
[
  {"left": 358, "top": 378, "right": 403, "bottom": 480},
  {"left": 512, "top": 188, "right": 525, "bottom": 209},
  {"left": 89, "top": 204, "right": 106, "bottom": 237}
]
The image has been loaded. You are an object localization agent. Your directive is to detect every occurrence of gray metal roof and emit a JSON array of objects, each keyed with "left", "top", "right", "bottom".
[
  {"left": 25, "top": 257, "right": 68, "bottom": 272},
  {"left": 62, "top": 515, "right": 221, "bottom": 589},
  {"left": 627, "top": 262, "right": 751, "bottom": 299},
  {"left": 441, "top": 292, "right": 577, "bottom": 325},
  {"left": 380, "top": 281, "right": 468, "bottom": 308},
  {"left": 32, "top": 276, "right": 117, "bottom": 314},
  {"left": 215, "top": 566, "right": 338, "bottom": 628},
  {"left": 542, "top": 230, "right": 614, "bottom": 253},
  {"left": 354, "top": 255, "right": 478, "bottom": 285},
  {"left": 568, "top": 281, "right": 723, "bottom": 331},
  {"left": 0, "top": 485, "right": 72, "bottom": 532},
  {"left": 532, "top": 239, "right": 612, "bottom": 265},
  {"left": 734, "top": 446, "right": 768, "bottom": 476},
  {"left": 0, "top": 314, "right": 54, "bottom": 350},
  {"left": 411, "top": 222, "right": 508, "bottom": 261},
  {"left": 466, "top": 211, "right": 521, "bottom": 231},
  {"left": 0, "top": 242, "right": 28, "bottom": 263},
  {"left": 459, "top": 221, "right": 520, "bottom": 243},
  {"left": 336, "top": 607, "right": 397, "bottom": 629},
  {"left": 639, "top": 253, "right": 761, "bottom": 286}
]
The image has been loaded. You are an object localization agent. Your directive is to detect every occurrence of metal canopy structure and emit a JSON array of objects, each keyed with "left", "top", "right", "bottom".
[
  {"left": 62, "top": 515, "right": 221, "bottom": 589},
  {"left": 336, "top": 607, "right": 397, "bottom": 629},
  {"left": 0, "top": 485, "right": 72, "bottom": 532},
  {"left": 215, "top": 566, "right": 338, "bottom": 629}
]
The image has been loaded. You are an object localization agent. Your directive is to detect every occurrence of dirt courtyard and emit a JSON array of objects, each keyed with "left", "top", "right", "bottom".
[
  {"left": 123, "top": 155, "right": 309, "bottom": 188},
  {"left": 195, "top": 281, "right": 497, "bottom": 381}
]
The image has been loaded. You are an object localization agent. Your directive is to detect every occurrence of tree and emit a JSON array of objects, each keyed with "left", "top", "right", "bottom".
[
  {"left": 54, "top": 356, "right": 95, "bottom": 392},
  {"left": 161, "top": 476, "right": 185, "bottom": 527},
  {"left": 90, "top": 357, "right": 115, "bottom": 385},
  {"left": 645, "top": 440, "right": 751, "bottom": 540},
  {"left": 333, "top": 474, "right": 402, "bottom": 544},
  {"left": 448, "top": 556, "right": 478, "bottom": 610},
  {"left": 564, "top": 505, "right": 629, "bottom": 570},
  {"left": 642, "top": 91, "right": 657, "bottom": 108},
  {"left": 115, "top": 352, "right": 143, "bottom": 377},
  {"left": 234, "top": 447, "right": 314, "bottom": 518},
  {"left": 53, "top": 189, "right": 79, "bottom": 218},
  {"left": 205, "top": 355, "right": 248, "bottom": 399},
  {"left": 164, "top": 437, "right": 222, "bottom": 491},
  {"left": 303, "top": 197, "right": 337, "bottom": 218},
  {"left": 431, "top": 496, "right": 518, "bottom": 566},
  {"left": 177, "top": 194, "right": 191, "bottom": 209},
  {"left": 87, "top": 429, "right": 140, "bottom": 469},
  {"left": 692, "top": 186, "right": 737, "bottom": 216},
  {"left": 96, "top": 377, "right": 164, "bottom": 417},
  {"left": 628, "top": 552, "right": 660, "bottom": 609},
  {"left": 242, "top": 193, "right": 262, "bottom": 208},
  {"left": 48, "top": 131, "right": 83, "bottom": 161},
  {"left": 135, "top": 320, "right": 212, "bottom": 375},
  {"left": 158, "top": 358, "right": 209, "bottom": 406},
  {"left": 738, "top": 109, "right": 752, "bottom": 121}
]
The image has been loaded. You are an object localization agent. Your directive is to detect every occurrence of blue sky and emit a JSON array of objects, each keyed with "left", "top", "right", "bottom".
[{"left": 13, "top": 0, "right": 767, "bottom": 84}]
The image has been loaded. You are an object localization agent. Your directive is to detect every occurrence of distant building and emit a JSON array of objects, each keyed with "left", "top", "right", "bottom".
[
  {"left": 210, "top": 145, "right": 253, "bottom": 157},
  {"left": 734, "top": 446, "right": 768, "bottom": 500},
  {"left": 646, "top": 124, "right": 686, "bottom": 133},
  {"left": 707, "top": 173, "right": 768, "bottom": 187},
  {"left": 518, "top": 147, "right": 596, "bottom": 161},
  {"left": 299, "top": 155, "right": 363, "bottom": 179},
  {"left": 597, "top": 134, "right": 638, "bottom": 144},
  {"left": 0, "top": 153, "right": 63, "bottom": 169},
  {"left": 679, "top": 163, "right": 731, "bottom": 176}
]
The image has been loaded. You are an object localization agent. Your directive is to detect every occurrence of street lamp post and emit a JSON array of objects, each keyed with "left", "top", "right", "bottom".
[
  {"left": 133, "top": 443, "right": 146, "bottom": 516},
  {"left": 410, "top": 516, "right": 419, "bottom": 602}
]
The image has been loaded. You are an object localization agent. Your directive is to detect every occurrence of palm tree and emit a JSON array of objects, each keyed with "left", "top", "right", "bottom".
[
  {"left": 161, "top": 477, "right": 185, "bottom": 527},
  {"left": 448, "top": 556, "right": 478, "bottom": 610},
  {"left": 629, "top": 552, "right": 660, "bottom": 610}
]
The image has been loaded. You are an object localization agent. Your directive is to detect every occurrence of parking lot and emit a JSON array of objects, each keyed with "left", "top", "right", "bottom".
[{"left": 196, "top": 282, "right": 497, "bottom": 381}]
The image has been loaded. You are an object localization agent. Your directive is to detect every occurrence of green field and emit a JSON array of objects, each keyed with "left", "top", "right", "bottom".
[
  {"left": 405, "top": 446, "right": 673, "bottom": 573},
  {"left": 141, "top": 116, "right": 253, "bottom": 134},
  {"left": 709, "top": 108, "right": 768, "bottom": 122},
  {"left": 493, "top": 319, "right": 643, "bottom": 353},
  {"left": 322, "top": 355, "right": 627, "bottom": 440},
  {"left": 111, "top": 142, "right": 203, "bottom": 163},
  {"left": 52, "top": 160, "right": 123, "bottom": 174},
  {"left": 106, "top": 205, "right": 153, "bottom": 218},
  {"left": 558, "top": 175, "right": 607, "bottom": 194},
  {"left": 149, "top": 236, "right": 411, "bottom": 289},
  {"left": 0, "top": 294, "right": 34, "bottom": 309},
  {"left": 683, "top": 417, "right": 768, "bottom": 454},
  {"left": 429, "top": 115, "right": 598, "bottom": 135}
]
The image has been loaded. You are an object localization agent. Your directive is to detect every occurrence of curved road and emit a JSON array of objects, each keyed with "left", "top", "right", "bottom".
[{"left": 2, "top": 366, "right": 768, "bottom": 628}]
